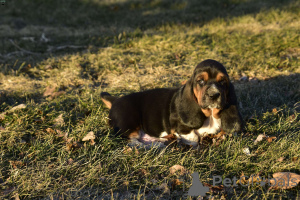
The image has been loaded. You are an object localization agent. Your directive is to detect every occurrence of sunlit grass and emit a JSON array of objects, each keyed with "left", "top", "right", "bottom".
[{"left": 0, "top": 0, "right": 299, "bottom": 199}]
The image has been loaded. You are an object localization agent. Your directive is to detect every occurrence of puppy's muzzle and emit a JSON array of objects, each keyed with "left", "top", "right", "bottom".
[
  {"left": 206, "top": 85, "right": 220, "bottom": 99},
  {"left": 203, "top": 84, "right": 222, "bottom": 108}
]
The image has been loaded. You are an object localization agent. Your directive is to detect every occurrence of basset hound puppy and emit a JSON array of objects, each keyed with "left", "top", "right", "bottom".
[{"left": 101, "top": 59, "right": 243, "bottom": 147}]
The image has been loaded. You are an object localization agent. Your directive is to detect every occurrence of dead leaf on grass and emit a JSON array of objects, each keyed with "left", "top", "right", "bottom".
[
  {"left": 203, "top": 182, "right": 224, "bottom": 193},
  {"left": 242, "top": 147, "right": 251, "bottom": 156},
  {"left": 268, "top": 172, "right": 300, "bottom": 190},
  {"left": 266, "top": 136, "right": 276, "bottom": 143},
  {"left": 199, "top": 129, "right": 227, "bottom": 147},
  {"left": 46, "top": 127, "right": 56, "bottom": 135},
  {"left": 288, "top": 114, "right": 296, "bottom": 122},
  {"left": 9, "top": 104, "right": 26, "bottom": 112},
  {"left": 171, "top": 179, "right": 183, "bottom": 190},
  {"left": 272, "top": 108, "right": 278, "bottom": 114},
  {"left": 51, "top": 91, "right": 66, "bottom": 99},
  {"left": 53, "top": 114, "right": 64, "bottom": 127},
  {"left": 169, "top": 165, "right": 187, "bottom": 175},
  {"left": 237, "top": 172, "right": 248, "bottom": 185},
  {"left": 9, "top": 160, "right": 24, "bottom": 169},
  {"left": 67, "top": 158, "right": 74, "bottom": 165},
  {"left": 43, "top": 86, "right": 66, "bottom": 100},
  {"left": 292, "top": 157, "right": 298, "bottom": 162},
  {"left": 254, "top": 134, "right": 276, "bottom": 144},
  {"left": 277, "top": 157, "right": 285, "bottom": 162},
  {"left": 66, "top": 142, "right": 82, "bottom": 152},
  {"left": 82, "top": 131, "right": 95, "bottom": 141},
  {"left": 43, "top": 86, "right": 56, "bottom": 97},
  {"left": 254, "top": 134, "right": 266, "bottom": 144}
]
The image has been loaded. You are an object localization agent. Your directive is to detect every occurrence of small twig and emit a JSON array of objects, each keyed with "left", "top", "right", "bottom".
[{"left": 9, "top": 39, "right": 40, "bottom": 55}]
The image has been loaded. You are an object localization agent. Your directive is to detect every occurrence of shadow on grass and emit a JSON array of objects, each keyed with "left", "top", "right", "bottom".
[
  {"left": 0, "top": 0, "right": 297, "bottom": 68},
  {"left": 236, "top": 73, "right": 300, "bottom": 119},
  {"left": 3, "top": 0, "right": 297, "bottom": 30},
  {"left": 0, "top": 73, "right": 298, "bottom": 126}
]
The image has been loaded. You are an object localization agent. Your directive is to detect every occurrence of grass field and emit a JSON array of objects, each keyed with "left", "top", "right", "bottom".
[{"left": 0, "top": 0, "right": 299, "bottom": 199}]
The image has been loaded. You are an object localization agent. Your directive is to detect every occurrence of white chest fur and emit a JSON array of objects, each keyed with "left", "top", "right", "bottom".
[
  {"left": 128, "top": 117, "right": 222, "bottom": 149},
  {"left": 195, "top": 116, "right": 221, "bottom": 136},
  {"left": 175, "top": 116, "right": 221, "bottom": 147}
]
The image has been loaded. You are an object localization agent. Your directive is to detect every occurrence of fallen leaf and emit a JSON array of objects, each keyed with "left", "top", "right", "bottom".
[
  {"left": 90, "top": 139, "right": 95, "bottom": 145},
  {"left": 268, "top": 172, "right": 300, "bottom": 190},
  {"left": 277, "top": 157, "right": 285, "bottom": 162},
  {"left": 272, "top": 108, "right": 278, "bottom": 113},
  {"left": 171, "top": 179, "right": 183, "bottom": 190},
  {"left": 169, "top": 165, "right": 187, "bottom": 175},
  {"left": 237, "top": 172, "right": 248, "bottom": 185},
  {"left": 46, "top": 127, "right": 56, "bottom": 135},
  {"left": 213, "top": 129, "right": 227, "bottom": 139},
  {"left": 292, "top": 157, "right": 298, "bottom": 162},
  {"left": 212, "top": 129, "right": 226, "bottom": 146},
  {"left": 50, "top": 91, "right": 65, "bottom": 99},
  {"left": 43, "top": 86, "right": 56, "bottom": 97},
  {"left": 0, "top": 104, "right": 27, "bottom": 116},
  {"left": 56, "top": 129, "right": 69, "bottom": 141},
  {"left": 9, "top": 160, "right": 24, "bottom": 169},
  {"left": 266, "top": 136, "right": 276, "bottom": 143},
  {"left": 43, "top": 86, "right": 66, "bottom": 99},
  {"left": 248, "top": 173, "right": 264, "bottom": 185},
  {"left": 9, "top": 104, "right": 26, "bottom": 112},
  {"left": 288, "top": 114, "right": 296, "bottom": 122},
  {"left": 242, "top": 147, "right": 251, "bottom": 156},
  {"left": 66, "top": 142, "right": 82, "bottom": 152},
  {"left": 53, "top": 114, "right": 64, "bottom": 127},
  {"left": 67, "top": 158, "right": 74, "bottom": 165},
  {"left": 203, "top": 182, "right": 224, "bottom": 193},
  {"left": 254, "top": 134, "right": 266, "bottom": 145},
  {"left": 82, "top": 131, "right": 95, "bottom": 141}
]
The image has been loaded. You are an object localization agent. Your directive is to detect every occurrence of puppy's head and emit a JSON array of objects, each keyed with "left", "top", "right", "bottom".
[{"left": 191, "top": 59, "right": 230, "bottom": 111}]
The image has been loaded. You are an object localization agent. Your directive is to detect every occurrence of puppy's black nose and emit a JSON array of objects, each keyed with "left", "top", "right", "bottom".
[{"left": 208, "top": 92, "right": 220, "bottom": 100}]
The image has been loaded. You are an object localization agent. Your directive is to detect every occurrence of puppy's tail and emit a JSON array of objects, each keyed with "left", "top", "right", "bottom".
[{"left": 100, "top": 92, "right": 118, "bottom": 109}]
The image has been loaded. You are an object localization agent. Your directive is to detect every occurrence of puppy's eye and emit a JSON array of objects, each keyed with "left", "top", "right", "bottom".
[
  {"left": 218, "top": 78, "right": 226, "bottom": 85},
  {"left": 197, "top": 79, "right": 205, "bottom": 85}
]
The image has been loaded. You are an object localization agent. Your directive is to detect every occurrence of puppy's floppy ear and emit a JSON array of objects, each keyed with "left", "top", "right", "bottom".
[
  {"left": 100, "top": 92, "right": 118, "bottom": 109},
  {"left": 220, "top": 82, "right": 243, "bottom": 133},
  {"left": 175, "top": 78, "right": 206, "bottom": 129}
]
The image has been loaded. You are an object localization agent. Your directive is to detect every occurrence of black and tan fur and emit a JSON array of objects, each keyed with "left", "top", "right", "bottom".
[{"left": 101, "top": 59, "right": 242, "bottom": 142}]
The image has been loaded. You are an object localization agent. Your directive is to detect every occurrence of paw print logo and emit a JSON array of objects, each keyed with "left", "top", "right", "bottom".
[{"left": 188, "top": 172, "right": 209, "bottom": 197}]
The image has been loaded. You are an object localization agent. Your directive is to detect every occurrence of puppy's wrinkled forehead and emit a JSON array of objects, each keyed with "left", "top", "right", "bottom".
[{"left": 193, "top": 59, "right": 228, "bottom": 79}]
